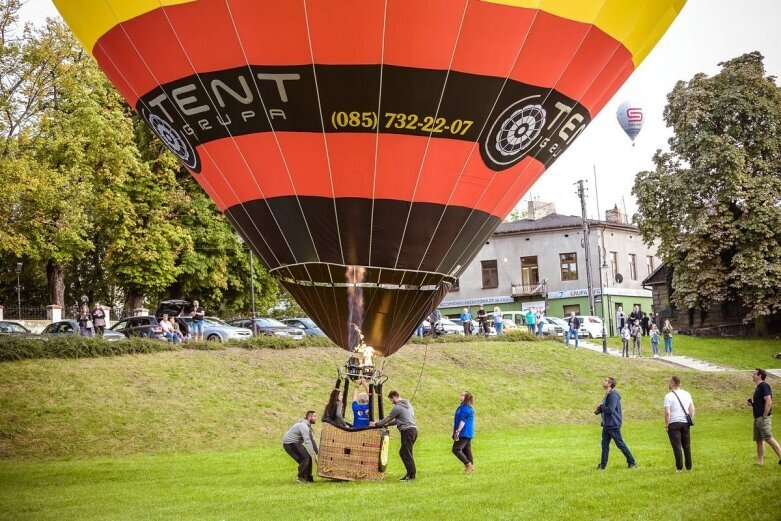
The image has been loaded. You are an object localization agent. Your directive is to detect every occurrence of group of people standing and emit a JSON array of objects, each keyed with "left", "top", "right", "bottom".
[
  {"left": 616, "top": 305, "right": 673, "bottom": 357},
  {"left": 76, "top": 303, "right": 108, "bottom": 337},
  {"left": 283, "top": 387, "right": 475, "bottom": 483}
]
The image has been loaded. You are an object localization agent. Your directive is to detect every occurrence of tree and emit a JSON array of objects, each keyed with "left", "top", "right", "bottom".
[{"left": 633, "top": 52, "right": 781, "bottom": 334}]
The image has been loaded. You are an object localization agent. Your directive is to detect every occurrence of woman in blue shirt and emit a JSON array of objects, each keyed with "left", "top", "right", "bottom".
[{"left": 452, "top": 390, "right": 475, "bottom": 473}]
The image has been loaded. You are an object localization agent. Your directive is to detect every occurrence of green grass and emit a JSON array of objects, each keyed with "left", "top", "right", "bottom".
[
  {"left": 0, "top": 340, "right": 779, "bottom": 520},
  {"left": 0, "top": 414, "right": 778, "bottom": 521},
  {"left": 600, "top": 335, "right": 781, "bottom": 370}
]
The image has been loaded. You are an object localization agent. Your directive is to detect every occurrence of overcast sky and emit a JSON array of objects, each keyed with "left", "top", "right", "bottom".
[{"left": 20, "top": 0, "right": 781, "bottom": 220}]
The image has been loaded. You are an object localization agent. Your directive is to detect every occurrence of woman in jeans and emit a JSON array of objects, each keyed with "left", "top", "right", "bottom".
[
  {"left": 452, "top": 391, "right": 475, "bottom": 474},
  {"left": 662, "top": 319, "right": 674, "bottom": 356}
]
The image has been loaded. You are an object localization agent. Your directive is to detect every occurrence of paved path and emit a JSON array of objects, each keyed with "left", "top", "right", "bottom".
[{"left": 575, "top": 340, "right": 733, "bottom": 372}]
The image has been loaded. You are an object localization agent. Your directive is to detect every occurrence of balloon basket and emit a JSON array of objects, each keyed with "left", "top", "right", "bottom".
[{"left": 317, "top": 423, "right": 390, "bottom": 481}]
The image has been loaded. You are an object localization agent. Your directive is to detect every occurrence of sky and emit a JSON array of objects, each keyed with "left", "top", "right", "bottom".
[{"left": 18, "top": 0, "right": 781, "bottom": 220}]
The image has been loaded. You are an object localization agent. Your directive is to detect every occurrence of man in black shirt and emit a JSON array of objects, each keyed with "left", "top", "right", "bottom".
[
  {"left": 191, "top": 299, "right": 206, "bottom": 341},
  {"left": 748, "top": 368, "right": 781, "bottom": 466},
  {"left": 476, "top": 305, "right": 489, "bottom": 336}
]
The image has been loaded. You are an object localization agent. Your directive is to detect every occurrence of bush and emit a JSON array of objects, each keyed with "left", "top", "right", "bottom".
[
  {"left": 234, "top": 335, "right": 335, "bottom": 350},
  {"left": 0, "top": 336, "right": 179, "bottom": 362},
  {"left": 500, "top": 329, "right": 540, "bottom": 342}
]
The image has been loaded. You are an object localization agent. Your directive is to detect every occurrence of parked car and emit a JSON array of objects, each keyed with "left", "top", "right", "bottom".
[
  {"left": 0, "top": 320, "right": 38, "bottom": 338},
  {"left": 280, "top": 317, "right": 326, "bottom": 337},
  {"left": 422, "top": 317, "right": 465, "bottom": 336},
  {"left": 501, "top": 319, "right": 520, "bottom": 331},
  {"left": 42, "top": 320, "right": 126, "bottom": 341},
  {"left": 539, "top": 317, "right": 566, "bottom": 337},
  {"left": 574, "top": 315, "right": 605, "bottom": 338},
  {"left": 109, "top": 315, "right": 187, "bottom": 340},
  {"left": 227, "top": 317, "right": 306, "bottom": 339},
  {"left": 178, "top": 316, "right": 252, "bottom": 342}
]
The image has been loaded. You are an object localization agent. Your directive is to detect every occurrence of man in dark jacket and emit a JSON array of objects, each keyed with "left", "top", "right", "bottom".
[
  {"left": 595, "top": 377, "right": 637, "bottom": 469},
  {"left": 371, "top": 390, "right": 418, "bottom": 481}
]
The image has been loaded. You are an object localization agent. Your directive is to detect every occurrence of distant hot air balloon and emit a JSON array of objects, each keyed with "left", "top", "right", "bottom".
[
  {"left": 617, "top": 100, "right": 644, "bottom": 144},
  {"left": 54, "top": 0, "right": 686, "bottom": 359}
]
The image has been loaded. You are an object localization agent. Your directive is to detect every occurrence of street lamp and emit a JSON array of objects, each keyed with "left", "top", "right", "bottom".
[
  {"left": 16, "top": 262, "right": 22, "bottom": 320},
  {"left": 237, "top": 235, "right": 258, "bottom": 336},
  {"left": 598, "top": 257, "right": 608, "bottom": 353}
]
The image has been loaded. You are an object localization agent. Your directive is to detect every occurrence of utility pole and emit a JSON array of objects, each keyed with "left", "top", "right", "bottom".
[
  {"left": 249, "top": 249, "right": 257, "bottom": 335},
  {"left": 576, "top": 180, "right": 595, "bottom": 316}
]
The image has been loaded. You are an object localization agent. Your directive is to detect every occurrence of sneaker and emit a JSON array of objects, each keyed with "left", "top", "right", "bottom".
[
  {"left": 296, "top": 477, "right": 308, "bottom": 483},
  {"left": 596, "top": 464, "right": 606, "bottom": 470},
  {"left": 628, "top": 463, "right": 638, "bottom": 469},
  {"left": 464, "top": 463, "right": 475, "bottom": 474},
  {"left": 400, "top": 475, "right": 415, "bottom": 481}
]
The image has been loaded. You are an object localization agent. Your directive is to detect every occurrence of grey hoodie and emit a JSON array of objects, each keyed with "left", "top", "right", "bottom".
[{"left": 375, "top": 399, "right": 416, "bottom": 431}]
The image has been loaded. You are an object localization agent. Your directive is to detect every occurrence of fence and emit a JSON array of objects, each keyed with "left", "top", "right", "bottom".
[{"left": 2, "top": 306, "right": 49, "bottom": 320}]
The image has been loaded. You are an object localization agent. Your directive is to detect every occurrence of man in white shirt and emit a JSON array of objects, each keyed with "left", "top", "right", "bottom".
[{"left": 664, "top": 375, "right": 696, "bottom": 471}]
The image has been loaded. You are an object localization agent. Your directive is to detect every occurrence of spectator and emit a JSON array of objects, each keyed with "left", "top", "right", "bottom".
[
  {"left": 662, "top": 319, "right": 674, "bottom": 356},
  {"left": 629, "top": 305, "right": 642, "bottom": 324},
  {"left": 748, "top": 369, "right": 781, "bottom": 466},
  {"left": 460, "top": 308, "right": 473, "bottom": 336},
  {"left": 493, "top": 307, "right": 504, "bottom": 335},
  {"left": 190, "top": 300, "right": 206, "bottom": 341},
  {"left": 78, "top": 304, "right": 94, "bottom": 338},
  {"left": 650, "top": 324, "right": 660, "bottom": 358},
  {"left": 476, "top": 305, "right": 489, "bottom": 336},
  {"left": 620, "top": 325, "right": 630, "bottom": 357},
  {"left": 664, "top": 375, "right": 695, "bottom": 472},
  {"left": 595, "top": 377, "right": 637, "bottom": 470},
  {"left": 641, "top": 312, "right": 650, "bottom": 336},
  {"left": 616, "top": 306, "right": 627, "bottom": 332},
  {"left": 91, "top": 303, "right": 106, "bottom": 337},
  {"left": 631, "top": 319, "right": 642, "bottom": 357},
  {"left": 536, "top": 310, "right": 545, "bottom": 336},
  {"left": 565, "top": 312, "right": 580, "bottom": 349},
  {"left": 169, "top": 317, "right": 185, "bottom": 342},
  {"left": 159, "top": 313, "right": 179, "bottom": 343},
  {"left": 524, "top": 308, "right": 535, "bottom": 334}
]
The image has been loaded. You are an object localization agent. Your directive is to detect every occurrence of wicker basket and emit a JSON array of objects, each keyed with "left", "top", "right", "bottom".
[{"left": 317, "top": 423, "right": 389, "bottom": 481}]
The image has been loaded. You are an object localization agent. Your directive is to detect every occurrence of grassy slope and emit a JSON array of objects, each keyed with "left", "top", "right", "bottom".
[
  {"left": 602, "top": 335, "right": 781, "bottom": 370},
  {"left": 0, "top": 341, "right": 779, "bottom": 520}
]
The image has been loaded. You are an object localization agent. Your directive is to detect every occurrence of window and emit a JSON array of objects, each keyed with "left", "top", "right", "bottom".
[
  {"left": 481, "top": 260, "right": 498, "bottom": 288},
  {"left": 610, "top": 251, "right": 618, "bottom": 279},
  {"left": 628, "top": 254, "right": 637, "bottom": 280},
  {"left": 521, "top": 256, "right": 539, "bottom": 285},
  {"left": 563, "top": 304, "right": 581, "bottom": 315},
  {"left": 450, "top": 278, "right": 460, "bottom": 292},
  {"left": 646, "top": 255, "right": 654, "bottom": 276},
  {"left": 559, "top": 252, "right": 578, "bottom": 281}
]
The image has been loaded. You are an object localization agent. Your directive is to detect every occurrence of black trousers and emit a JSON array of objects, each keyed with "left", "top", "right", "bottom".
[
  {"left": 667, "top": 422, "right": 692, "bottom": 470},
  {"left": 452, "top": 437, "right": 473, "bottom": 465},
  {"left": 283, "top": 443, "right": 313, "bottom": 480},
  {"left": 399, "top": 428, "right": 418, "bottom": 478}
]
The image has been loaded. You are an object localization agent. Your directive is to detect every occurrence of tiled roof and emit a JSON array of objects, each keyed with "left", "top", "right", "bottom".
[{"left": 494, "top": 213, "right": 638, "bottom": 234}]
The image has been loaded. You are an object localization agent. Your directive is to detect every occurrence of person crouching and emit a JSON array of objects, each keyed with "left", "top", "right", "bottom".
[{"left": 282, "top": 410, "right": 319, "bottom": 483}]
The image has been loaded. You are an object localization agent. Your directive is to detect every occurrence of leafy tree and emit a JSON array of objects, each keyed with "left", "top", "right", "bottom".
[{"left": 633, "top": 52, "right": 781, "bottom": 334}]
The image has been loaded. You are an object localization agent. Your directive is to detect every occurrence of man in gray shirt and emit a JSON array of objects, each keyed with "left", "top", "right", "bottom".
[
  {"left": 371, "top": 390, "right": 418, "bottom": 481},
  {"left": 282, "top": 410, "right": 319, "bottom": 483}
]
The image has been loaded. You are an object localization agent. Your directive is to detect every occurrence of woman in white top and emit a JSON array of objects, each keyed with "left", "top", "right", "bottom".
[
  {"left": 492, "top": 307, "right": 504, "bottom": 335},
  {"left": 664, "top": 375, "right": 696, "bottom": 471}
]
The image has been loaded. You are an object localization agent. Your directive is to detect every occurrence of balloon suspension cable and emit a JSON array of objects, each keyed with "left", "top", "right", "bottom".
[{"left": 410, "top": 331, "right": 431, "bottom": 402}]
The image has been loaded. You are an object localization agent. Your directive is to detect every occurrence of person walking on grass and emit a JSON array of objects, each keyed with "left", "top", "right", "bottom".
[
  {"left": 662, "top": 319, "right": 673, "bottom": 356},
  {"left": 282, "top": 410, "right": 319, "bottom": 483},
  {"left": 748, "top": 369, "right": 781, "bottom": 466},
  {"left": 595, "top": 377, "right": 637, "bottom": 470},
  {"left": 371, "top": 390, "right": 417, "bottom": 481},
  {"left": 664, "top": 375, "right": 695, "bottom": 472},
  {"left": 452, "top": 391, "right": 475, "bottom": 474}
]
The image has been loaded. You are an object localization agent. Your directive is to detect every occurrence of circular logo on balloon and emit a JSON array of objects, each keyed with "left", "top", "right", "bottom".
[
  {"left": 142, "top": 108, "right": 201, "bottom": 173},
  {"left": 483, "top": 96, "right": 547, "bottom": 170}
]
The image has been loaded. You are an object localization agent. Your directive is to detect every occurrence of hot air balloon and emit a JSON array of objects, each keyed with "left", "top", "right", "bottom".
[
  {"left": 617, "top": 100, "right": 644, "bottom": 144},
  {"left": 54, "top": 0, "right": 685, "bottom": 479}
]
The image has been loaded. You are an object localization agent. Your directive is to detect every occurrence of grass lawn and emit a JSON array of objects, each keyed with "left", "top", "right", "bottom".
[
  {"left": 600, "top": 335, "right": 781, "bottom": 370},
  {"left": 1, "top": 413, "right": 779, "bottom": 521},
  {"left": 0, "top": 340, "right": 779, "bottom": 519}
]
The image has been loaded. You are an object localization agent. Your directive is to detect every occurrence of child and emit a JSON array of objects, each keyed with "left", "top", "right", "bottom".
[
  {"left": 631, "top": 319, "right": 642, "bottom": 357},
  {"left": 621, "top": 326, "right": 630, "bottom": 357},
  {"left": 650, "top": 324, "right": 660, "bottom": 357}
]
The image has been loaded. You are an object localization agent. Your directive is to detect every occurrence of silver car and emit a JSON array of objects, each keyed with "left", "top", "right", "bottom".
[
  {"left": 178, "top": 316, "right": 253, "bottom": 342},
  {"left": 42, "top": 320, "right": 126, "bottom": 341}
]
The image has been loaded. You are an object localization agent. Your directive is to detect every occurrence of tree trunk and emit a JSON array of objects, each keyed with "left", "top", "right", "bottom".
[
  {"left": 46, "top": 260, "right": 65, "bottom": 307},
  {"left": 754, "top": 315, "right": 768, "bottom": 337},
  {"left": 127, "top": 287, "right": 144, "bottom": 312}
]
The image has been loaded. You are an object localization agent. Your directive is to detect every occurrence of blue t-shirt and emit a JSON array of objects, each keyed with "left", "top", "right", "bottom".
[
  {"left": 453, "top": 404, "right": 475, "bottom": 439},
  {"left": 352, "top": 401, "right": 370, "bottom": 428}
]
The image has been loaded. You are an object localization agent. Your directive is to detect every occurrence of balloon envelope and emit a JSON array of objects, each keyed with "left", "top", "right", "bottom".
[
  {"left": 617, "top": 100, "right": 644, "bottom": 142},
  {"left": 55, "top": 0, "right": 686, "bottom": 356}
]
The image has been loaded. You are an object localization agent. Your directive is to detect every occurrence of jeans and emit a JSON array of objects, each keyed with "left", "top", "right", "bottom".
[
  {"left": 537, "top": 322, "right": 544, "bottom": 336},
  {"left": 283, "top": 443, "right": 313, "bottom": 480},
  {"left": 400, "top": 428, "right": 418, "bottom": 478},
  {"left": 565, "top": 329, "right": 579, "bottom": 348},
  {"left": 495, "top": 321, "right": 503, "bottom": 335},
  {"left": 452, "top": 437, "right": 473, "bottom": 465},
  {"left": 651, "top": 340, "right": 659, "bottom": 356},
  {"left": 667, "top": 422, "right": 692, "bottom": 470},
  {"left": 622, "top": 339, "right": 629, "bottom": 357},
  {"left": 664, "top": 337, "right": 672, "bottom": 355},
  {"left": 600, "top": 427, "right": 636, "bottom": 468}
]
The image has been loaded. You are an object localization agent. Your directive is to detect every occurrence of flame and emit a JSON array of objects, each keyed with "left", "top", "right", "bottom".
[{"left": 346, "top": 265, "right": 366, "bottom": 349}]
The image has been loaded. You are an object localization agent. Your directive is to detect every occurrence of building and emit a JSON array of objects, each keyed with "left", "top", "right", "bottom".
[{"left": 439, "top": 201, "right": 659, "bottom": 336}]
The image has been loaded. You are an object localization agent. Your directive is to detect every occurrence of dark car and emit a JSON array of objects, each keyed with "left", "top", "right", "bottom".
[
  {"left": 0, "top": 320, "right": 38, "bottom": 338},
  {"left": 228, "top": 317, "right": 305, "bottom": 339},
  {"left": 280, "top": 317, "right": 326, "bottom": 337},
  {"left": 110, "top": 315, "right": 189, "bottom": 340},
  {"left": 42, "top": 320, "right": 126, "bottom": 341}
]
